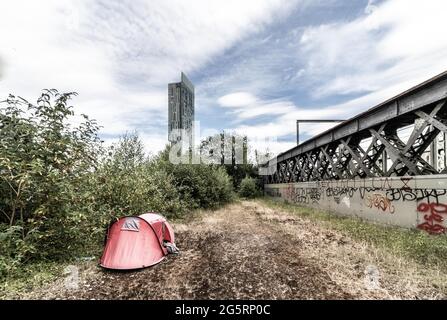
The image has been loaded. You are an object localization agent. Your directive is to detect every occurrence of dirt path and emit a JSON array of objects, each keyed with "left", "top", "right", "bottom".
[{"left": 24, "top": 200, "right": 446, "bottom": 299}]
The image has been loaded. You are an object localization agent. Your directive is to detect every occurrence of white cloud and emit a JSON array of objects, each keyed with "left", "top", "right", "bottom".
[
  {"left": 233, "top": 103, "right": 345, "bottom": 143},
  {"left": 231, "top": 0, "right": 447, "bottom": 156},
  {"left": 299, "top": 0, "right": 447, "bottom": 98},
  {"left": 234, "top": 101, "right": 296, "bottom": 120},
  {"left": 0, "top": 0, "right": 297, "bottom": 153},
  {"left": 364, "top": 0, "right": 379, "bottom": 14},
  {"left": 230, "top": 68, "right": 442, "bottom": 147},
  {"left": 218, "top": 92, "right": 258, "bottom": 107},
  {"left": 139, "top": 132, "right": 170, "bottom": 158},
  {"left": 0, "top": 56, "right": 4, "bottom": 80},
  {"left": 3, "top": 0, "right": 446, "bottom": 159},
  {"left": 218, "top": 92, "right": 297, "bottom": 121}
]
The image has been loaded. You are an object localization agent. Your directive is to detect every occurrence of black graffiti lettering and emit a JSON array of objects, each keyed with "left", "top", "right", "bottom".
[
  {"left": 400, "top": 177, "right": 413, "bottom": 191},
  {"left": 326, "top": 187, "right": 357, "bottom": 198},
  {"left": 402, "top": 190, "right": 417, "bottom": 202},
  {"left": 386, "top": 189, "right": 402, "bottom": 201},
  {"left": 359, "top": 187, "right": 380, "bottom": 199},
  {"left": 288, "top": 187, "right": 322, "bottom": 204},
  {"left": 387, "top": 188, "right": 447, "bottom": 204},
  {"left": 416, "top": 189, "right": 447, "bottom": 204},
  {"left": 268, "top": 185, "right": 447, "bottom": 206},
  {"left": 265, "top": 188, "right": 281, "bottom": 198},
  {"left": 359, "top": 187, "right": 366, "bottom": 199}
]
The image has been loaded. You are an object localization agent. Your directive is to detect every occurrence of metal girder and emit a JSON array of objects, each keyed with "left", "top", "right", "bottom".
[
  {"left": 307, "top": 151, "right": 321, "bottom": 181},
  {"left": 357, "top": 139, "right": 385, "bottom": 176},
  {"left": 264, "top": 73, "right": 447, "bottom": 184},
  {"left": 377, "top": 103, "right": 445, "bottom": 176},
  {"left": 321, "top": 145, "right": 342, "bottom": 179},
  {"left": 340, "top": 139, "right": 371, "bottom": 177},
  {"left": 369, "top": 128, "right": 421, "bottom": 176},
  {"left": 336, "top": 139, "right": 354, "bottom": 179},
  {"left": 414, "top": 100, "right": 447, "bottom": 133}
]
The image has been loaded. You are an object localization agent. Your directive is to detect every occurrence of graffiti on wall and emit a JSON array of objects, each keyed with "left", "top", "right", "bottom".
[
  {"left": 265, "top": 176, "right": 447, "bottom": 235},
  {"left": 325, "top": 187, "right": 446, "bottom": 204},
  {"left": 416, "top": 202, "right": 447, "bottom": 235},
  {"left": 385, "top": 188, "right": 446, "bottom": 204},
  {"left": 326, "top": 187, "right": 356, "bottom": 198},
  {"left": 279, "top": 185, "right": 322, "bottom": 204},
  {"left": 265, "top": 188, "right": 281, "bottom": 198},
  {"left": 365, "top": 193, "right": 395, "bottom": 214}
]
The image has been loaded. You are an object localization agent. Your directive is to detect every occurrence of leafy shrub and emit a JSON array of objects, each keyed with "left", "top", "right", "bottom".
[
  {"left": 238, "top": 177, "right": 260, "bottom": 198},
  {"left": 199, "top": 132, "right": 258, "bottom": 189},
  {"left": 92, "top": 133, "right": 186, "bottom": 219},
  {"left": 154, "top": 146, "right": 234, "bottom": 210},
  {"left": 0, "top": 90, "right": 235, "bottom": 277},
  {"left": 0, "top": 90, "right": 102, "bottom": 263}
]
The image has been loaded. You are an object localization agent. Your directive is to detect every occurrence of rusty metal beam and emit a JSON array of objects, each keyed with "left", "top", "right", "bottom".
[{"left": 264, "top": 72, "right": 447, "bottom": 183}]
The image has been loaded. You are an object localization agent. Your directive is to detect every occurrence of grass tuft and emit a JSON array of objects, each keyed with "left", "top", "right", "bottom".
[
  {"left": 260, "top": 198, "right": 447, "bottom": 271},
  {"left": 0, "top": 261, "right": 65, "bottom": 299}
]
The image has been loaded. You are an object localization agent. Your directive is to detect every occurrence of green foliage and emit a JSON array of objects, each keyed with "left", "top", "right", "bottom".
[
  {"left": 0, "top": 90, "right": 102, "bottom": 269},
  {"left": 238, "top": 177, "right": 261, "bottom": 199},
  {"left": 199, "top": 132, "right": 258, "bottom": 189},
  {"left": 155, "top": 145, "right": 234, "bottom": 210},
  {"left": 0, "top": 91, "right": 236, "bottom": 279},
  {"left": 0, "top": 260, "right": 63, "bottom": 299},
  {"left": 92, "top": 133, "right": 186, "bottom": 219},
  {"left": 92, "top": 133, "right": 233, "bottom": 220}
]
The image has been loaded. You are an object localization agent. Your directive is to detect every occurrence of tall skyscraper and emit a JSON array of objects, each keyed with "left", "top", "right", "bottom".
[{"left": 168, "top": 72, "right": 194, "bottom": 143}]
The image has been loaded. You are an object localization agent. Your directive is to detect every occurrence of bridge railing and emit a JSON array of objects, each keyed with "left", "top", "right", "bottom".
[{"left": 263, "top": 71, "right": 447, "bottom": 184}]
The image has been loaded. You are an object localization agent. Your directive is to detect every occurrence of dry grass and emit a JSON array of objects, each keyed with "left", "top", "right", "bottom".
[
  {"left": 4, "top": 199, "right": 446, "bottom": 300},
  {"left": 256, "top": 199, "right": 447, "bottom": 299}
]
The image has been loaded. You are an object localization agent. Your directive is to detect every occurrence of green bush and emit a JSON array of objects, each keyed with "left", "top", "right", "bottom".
[
  {"left": 94, "top": 135, "right": 234, "bottom": 218},
  {"left": 0, "top": 90, "right": 236, "bottom": 277},
  {"left": 238, "top": 176, "right": 260, "bottom": 198},
  {"left": 0, "top": 90, "right": 102, "bottom": 265},
  {"left": 199, "top": 132, "right": 258, "bottom": 190},
  {"left": 91, "top": 133, "right": 186, "bottom": 219},
  {"left": 154, "top": 146, "right": 234, "bottom": 210}
]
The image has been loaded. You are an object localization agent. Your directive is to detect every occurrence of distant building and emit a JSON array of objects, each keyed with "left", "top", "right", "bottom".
[{"left": 168, "top": 72, "right": 195, "bottom": 143}]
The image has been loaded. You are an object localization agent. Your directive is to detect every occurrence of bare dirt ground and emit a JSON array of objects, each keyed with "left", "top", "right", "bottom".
[{"left": 21, "top": 200, "right": 446, "bottom": 300}]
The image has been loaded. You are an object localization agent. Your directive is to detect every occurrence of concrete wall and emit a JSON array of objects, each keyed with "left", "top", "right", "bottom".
[{"left": 265, "top": 175, "right": 447, "bottom": 235}]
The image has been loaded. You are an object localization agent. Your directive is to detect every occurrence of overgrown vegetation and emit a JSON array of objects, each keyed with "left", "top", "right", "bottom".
[
  {"left": 199, "top": 132, "right": 259, "bottom": 190},
  {"left": 0, "top": 90, "right": 235, "bottom": 287},
  {"left": 261, "top": 198, "right": 447, "bottom": 271},
  {"left": 238, "top": 177, "right": 261, "bottom": 199},
  {"left": 0, "top": 91, "right": 102, "bottom": 274}
]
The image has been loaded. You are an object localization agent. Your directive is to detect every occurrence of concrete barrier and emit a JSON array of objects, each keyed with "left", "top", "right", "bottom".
[{"left": 265, "top": 175, "right": 447, "bottom": 235}]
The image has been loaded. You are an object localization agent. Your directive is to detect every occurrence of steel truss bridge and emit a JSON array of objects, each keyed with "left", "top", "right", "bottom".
[{"left": 264, "top": 71, "right": 447, "bottom": 184}]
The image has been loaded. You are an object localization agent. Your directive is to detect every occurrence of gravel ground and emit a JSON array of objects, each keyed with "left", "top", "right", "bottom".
[{"left": 19, "top": 200, "right": 447, "bottom": 299}]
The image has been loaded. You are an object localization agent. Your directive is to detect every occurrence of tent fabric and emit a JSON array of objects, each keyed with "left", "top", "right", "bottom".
[
  {"left": 140, "top": 213, "right": 175, "bottom": 244},
  {"left": 121, "top": 217, "right": 140, "bottom": 231},
  {"left": 100, "top": 213, "right": 177, "bottom": 270}
]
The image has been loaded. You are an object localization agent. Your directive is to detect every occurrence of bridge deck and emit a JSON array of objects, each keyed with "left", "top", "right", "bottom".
[{"left": 265, "top": 70, "right": 447, "bottom": 183}]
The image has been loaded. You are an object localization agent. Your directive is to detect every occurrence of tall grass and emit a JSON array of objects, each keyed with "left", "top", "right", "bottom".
[{"left": 261, "top": 198, "right": 447, "bottom": 271}]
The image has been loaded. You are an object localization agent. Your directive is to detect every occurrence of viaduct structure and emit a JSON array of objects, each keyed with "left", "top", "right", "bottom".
[{"left": 263, "top": 71, "right": 447, "bottom": 235}]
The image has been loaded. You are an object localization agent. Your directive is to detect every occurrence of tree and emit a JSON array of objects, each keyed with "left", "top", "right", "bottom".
[
  {"left": 0, "top": 90, "right": 101, "bottom": 261},
  {"left": 239, "top": 177, "right": 260, "bottom": 198},
  {"left": 199, "top": 132, "right": 257, "bottom": 189}
]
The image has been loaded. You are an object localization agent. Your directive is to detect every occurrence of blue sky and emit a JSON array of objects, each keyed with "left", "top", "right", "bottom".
[{"left": 1, "top": 0, "right": 447, "bottom": 155}]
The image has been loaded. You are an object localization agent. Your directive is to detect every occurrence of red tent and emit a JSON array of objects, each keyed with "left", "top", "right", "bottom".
[{"left": 100, "top": 213, "right": 177, "bottom": 270}]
